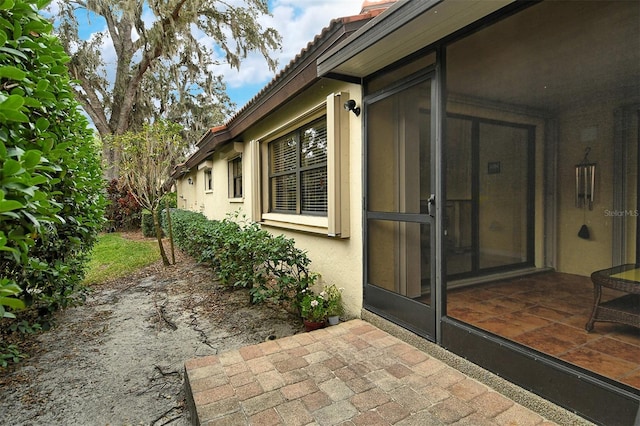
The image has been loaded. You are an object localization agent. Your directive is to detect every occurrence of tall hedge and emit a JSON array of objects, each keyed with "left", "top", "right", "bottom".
[{"left": 0, "top": 0, "right": 105, "bottom": 318}]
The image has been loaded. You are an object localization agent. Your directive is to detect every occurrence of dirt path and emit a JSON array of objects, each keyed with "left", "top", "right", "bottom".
[{"left": 0, "top": 251, "right": 302, "bottom": 425}]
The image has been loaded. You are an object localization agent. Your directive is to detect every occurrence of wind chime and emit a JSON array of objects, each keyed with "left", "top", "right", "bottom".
[{"left": 576, "top": 147, "right": 596, "bottom": 239}]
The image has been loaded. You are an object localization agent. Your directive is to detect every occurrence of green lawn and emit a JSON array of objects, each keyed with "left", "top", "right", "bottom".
[{"left": 83, "top": 233, "right": 160, "bottom": 285}]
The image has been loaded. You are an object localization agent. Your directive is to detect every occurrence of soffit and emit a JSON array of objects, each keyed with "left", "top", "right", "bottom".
[{"left": 318, "top": 0, "right": 515, "bottom": 78}]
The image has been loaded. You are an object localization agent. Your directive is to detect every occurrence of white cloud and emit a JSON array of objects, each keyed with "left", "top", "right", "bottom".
[
  {"left": 55, "top": 0, "right": 366, "bottom": 108},
  {"left": 219, "top": 0, "right": 363, "bottom": 90}
]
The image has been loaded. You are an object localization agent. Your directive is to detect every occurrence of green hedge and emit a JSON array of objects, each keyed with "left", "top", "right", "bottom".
[
  {"left": 169, "top": 209, "right": 315, "bottom": 311},
  {"left": 0, "top": 0, "right": 105, "bottom": 321}
]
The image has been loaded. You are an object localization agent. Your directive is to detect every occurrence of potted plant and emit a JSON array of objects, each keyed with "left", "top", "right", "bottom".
[
  {"left": 322, "top": 284, "right": 344, "bottom": 326},
  {"left": 300, "top": 289, "right": 328, "bottom": 331}
]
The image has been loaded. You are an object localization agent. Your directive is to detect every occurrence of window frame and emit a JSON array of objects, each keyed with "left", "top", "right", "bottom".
[
  {"left": 228, "top": 155, "right": 243, "bottom": 199},
  {"left": 204, "top": 168, "right": 213, "bottom": 193},
  {"left": 257, "top": 93, "right": 352, "bottom": 237}
]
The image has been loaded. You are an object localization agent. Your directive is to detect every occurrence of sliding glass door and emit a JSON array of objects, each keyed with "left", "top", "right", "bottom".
[{"left": 446, "top": 116, "right": 534, "bottom": 278}]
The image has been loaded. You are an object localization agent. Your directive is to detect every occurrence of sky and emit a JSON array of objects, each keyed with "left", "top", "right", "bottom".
[
  {"left": 224, "top": 0, "right": 365, "bottom": 108},
  {"left": 57, "top": 0, "right": 367, "bottom": 113}
]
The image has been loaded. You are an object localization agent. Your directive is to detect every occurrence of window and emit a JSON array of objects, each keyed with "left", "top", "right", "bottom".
[
  {"left": 259, "top": 94, "right": 350, "bottom": 237},
  {"left": 229, "top": 156, "right": 242, "bottom": 198},
  {"left": 204, "top": 169, "right": 212, "bottom": 192},
  {"left": 269, "top": 118, "right": 327, "bottom": 215}
]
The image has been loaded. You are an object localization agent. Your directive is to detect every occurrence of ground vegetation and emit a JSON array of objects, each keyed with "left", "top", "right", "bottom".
[{"left": 170, "top": 209, "right": 317, "bottom": 315}]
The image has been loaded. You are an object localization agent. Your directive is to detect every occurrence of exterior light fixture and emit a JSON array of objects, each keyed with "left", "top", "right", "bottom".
[{"left": 344, "top": 99, "right": 361, "bottom": 117}]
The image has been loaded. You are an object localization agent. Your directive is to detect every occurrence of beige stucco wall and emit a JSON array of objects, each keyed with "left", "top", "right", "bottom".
[
  {"left": 556, "top": 99, "right": 617, "bottom": 276},
  {"left": 176, "top": 170, "right": 201, "bottom": 213},
  {"left": 179, "top": 79, "right": 364, "bottom": 318}
]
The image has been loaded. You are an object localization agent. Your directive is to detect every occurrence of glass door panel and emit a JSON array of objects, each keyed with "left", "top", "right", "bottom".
[
  {"left": 445, "top": 116, "right": 534, "bottom": 279},
  {"left": 478, "top": 123, "right": 530, "bottom": 269},
  {"left": 445, "top": 117, "right": 473, "bottom": 276},
  {"left": 368, "top": 220, "right": 431, "bottom": 303}
]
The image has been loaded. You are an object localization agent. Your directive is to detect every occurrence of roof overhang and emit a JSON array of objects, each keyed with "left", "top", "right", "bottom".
[
  {"left": 318, "top": 0, "right": 516, "bottom": 78},
  {"left": 176, "top": 12, "right": 380, "bottom": 176}
]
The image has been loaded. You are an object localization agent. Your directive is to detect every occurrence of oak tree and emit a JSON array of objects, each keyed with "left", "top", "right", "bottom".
[{"left": 52, "top": 0, "right": 281, "bottom": 178}]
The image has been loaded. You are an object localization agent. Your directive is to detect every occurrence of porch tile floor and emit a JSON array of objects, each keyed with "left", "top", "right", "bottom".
[
  {"left": 184, "top": 320, "right": 576, "bottom": 425},
  {"left": 448, "top": 272, "right": 640, "bottom": 390}
]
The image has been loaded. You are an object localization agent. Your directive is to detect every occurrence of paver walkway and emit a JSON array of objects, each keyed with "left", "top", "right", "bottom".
[{"left": 184, "top": 319, "right": 584, "bottom": 425}]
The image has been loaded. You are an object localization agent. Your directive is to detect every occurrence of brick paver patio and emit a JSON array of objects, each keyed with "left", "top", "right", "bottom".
[{"left": 184, "top": 319, "right": 589, "bottom": 425}]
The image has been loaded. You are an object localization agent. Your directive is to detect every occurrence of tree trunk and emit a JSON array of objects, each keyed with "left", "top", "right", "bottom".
[
  {"left": 152, "top": 208, "right": 170, "bottom": 266},
  {"left": 102, "top": 143, "right": 120, "bottom": 181},
  {"left": 165, "top": 199, "right": 175, "bottom": 265}
]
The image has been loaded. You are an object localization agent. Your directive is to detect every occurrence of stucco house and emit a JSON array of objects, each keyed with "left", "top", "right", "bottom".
[{"left": 173, "top": 1, "right": 639, "bottom": 424}]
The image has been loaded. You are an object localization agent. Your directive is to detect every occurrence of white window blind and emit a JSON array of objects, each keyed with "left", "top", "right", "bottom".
[{"left": 269, "top": 118, "right": 327, "bottom": 215}]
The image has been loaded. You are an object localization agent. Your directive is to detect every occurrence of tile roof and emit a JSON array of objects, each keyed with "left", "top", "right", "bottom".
[{"left": 175, "top": 6, "right": 392, "bottom": 176}]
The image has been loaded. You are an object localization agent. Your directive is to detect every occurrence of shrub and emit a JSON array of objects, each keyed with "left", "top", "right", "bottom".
[
  {"left": 169, "top": 209, "right": 315, "bottom": 314},
  {"left": 141, "top": 211, "right": 154, "bottom": 237},
  {"left": 162, "top": 192, "right": 177, "bottom": 209},
  {"left": 0, "top": 0, "right": 105, "bottom": 337},
  {"left": 104, "top": 178, "right": 142, "bottom": 231},
  {"left": 168, "top": 209, "right": 210, "bottom": 258}
]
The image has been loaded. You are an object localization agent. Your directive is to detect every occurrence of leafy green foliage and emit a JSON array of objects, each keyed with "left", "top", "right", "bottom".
[
  {"left": 141, "top": 211, "right": 155, "bottom": 238},
  {"left": 0, "top": 343, "right": 26, "bottom": 368},
  {"left": 322, "top": 283, "right": 344, "bottom": 317},
  {"left": 169, "top": 209, "right": 316, "bottom": 315},
  {"left": 115, "top": 120, "right": 187, "bottom": 265},
  {"left": 0, "top": 278, "right": 24, "bottom": 318},
  {"left": 299, "top": 289, "right": 327, "bottom": 322},
  {"left": 0, "top": 0, "right": 105, "bottom": 341},
  {"left": 104, "top": 178, "right": 142, "bottom": 231},
  {"left": 8, "top": 319, "right": 40, "bottom": 334}
]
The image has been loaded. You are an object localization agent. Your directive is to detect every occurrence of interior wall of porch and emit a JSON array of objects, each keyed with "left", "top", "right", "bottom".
[{"left": 556, "top": 98, "right": 619, "bottom": 276}]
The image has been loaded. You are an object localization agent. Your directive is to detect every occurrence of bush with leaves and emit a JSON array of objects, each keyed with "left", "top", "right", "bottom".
[
  {"left": 141, "top": 210, "right": 154, "bottom": 237},
  {"left": 104, "top": 178, "right": 142, "bottom": 231},
  {"left": 169, "top": 209, "right": 316, "bottom": 315},
  {"left": 168, "top": 209, "right": 211, "bottom": 258},
  {"left": 0, "top": 0, "right": 105, "bottom": 360}
]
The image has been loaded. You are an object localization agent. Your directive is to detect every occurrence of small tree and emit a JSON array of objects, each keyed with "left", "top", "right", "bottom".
[{"left": 115, "top": 121, "right": 186, "bottom": 266}]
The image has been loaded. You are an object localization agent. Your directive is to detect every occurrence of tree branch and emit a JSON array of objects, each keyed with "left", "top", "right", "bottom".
[
  {"left": 115, "top": 0, "right": 188, "bottom": 135},
  {"left": 69, "top": 68, "right": 111, "bottom": 135}
]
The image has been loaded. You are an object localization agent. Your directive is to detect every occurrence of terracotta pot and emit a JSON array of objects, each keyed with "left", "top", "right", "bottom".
[{"left": 303, "top": 319, "right": 326, "bottom": 332}]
